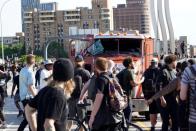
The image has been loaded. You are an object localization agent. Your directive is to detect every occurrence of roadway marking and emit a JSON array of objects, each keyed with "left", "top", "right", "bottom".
[{"left": 135, "top": 121, "right": 150, "bottom": 131}]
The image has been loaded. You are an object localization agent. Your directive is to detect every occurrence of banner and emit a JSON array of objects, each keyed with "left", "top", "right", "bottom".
[{"left": 87, "top": 40, "right": 104, "bottom": 55}]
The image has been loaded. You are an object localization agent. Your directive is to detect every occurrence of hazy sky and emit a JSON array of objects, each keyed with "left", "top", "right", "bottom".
[{"left": 0, "top": 0, "right": 196, "bottom": 44}]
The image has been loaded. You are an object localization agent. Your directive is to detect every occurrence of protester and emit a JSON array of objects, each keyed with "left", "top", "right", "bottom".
[
  {"left": 180, "top": 61, "right": 196, "bottom": 131},
  {"left": 0, "top": 68, "right": 10, "bottom": 129},
  {"left": 116, "top": 57, "right": 136, "bottom": 121},
  {"left": 39, "top": 60, "right": 53, "bottom": 90},
  {"left": 18, "top": 54, "right": 37, "bottom": 131},
  {"left": 156, "top": 54, "right": 178, "bottom": 131},
  {"left": 25, "top": 58, "right": 75, "bottom": 131},
  {"left": 142, "top": 58, "right": 159, "bottom": 131},
  {"left": 89, "top": 57, "right": 123, "bottom": 131},
  {"left": 79, "top": 59, "right": 115, "bottom": 102},
  {"left": 176, "top": 62, "right": 182, "bottom": 77},
  {"left": 11, "top": 67, "right": 23, "bottom": 118},
  {"left": 68, "top": 55, "right": 90, "bottom": 119},
  {"left": 35, "top": 62, "right": 44, "bottom": 89}
]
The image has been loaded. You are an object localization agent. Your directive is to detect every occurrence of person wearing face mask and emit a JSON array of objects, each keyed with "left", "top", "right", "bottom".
[
  {"left": 156, "top": 54, "right": 178, "bottom": 131},
  {"left": 142, "top": 58, "right": 159, "bottom": 131}
]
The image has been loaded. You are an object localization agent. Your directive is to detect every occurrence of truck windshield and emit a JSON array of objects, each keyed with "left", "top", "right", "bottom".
[{"left": 92, "top": 38, "right": 142, "bottom": 56}]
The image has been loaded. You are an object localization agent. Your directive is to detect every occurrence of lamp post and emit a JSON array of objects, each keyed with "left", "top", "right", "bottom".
[{"left": 0, "top": 0, "right": 12, "bottom": 63}]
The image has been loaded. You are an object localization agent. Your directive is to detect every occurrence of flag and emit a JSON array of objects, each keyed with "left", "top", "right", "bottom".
[{"left": 87, "top": 40, "right": 104, "bottom": 55}]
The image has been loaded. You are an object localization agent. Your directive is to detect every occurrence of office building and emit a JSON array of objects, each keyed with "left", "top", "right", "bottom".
[
  {"left": 21, "top": 0, "right": 58, "bottom": 31},
  {"left": 40, "top": 2, "right": 58, "bottom": 11},
  {"left": 113, "top": 0, "right": 150, "bottom": 34},
  {"left": 23, "top": 0, "right": 113, "bottom": 53}
]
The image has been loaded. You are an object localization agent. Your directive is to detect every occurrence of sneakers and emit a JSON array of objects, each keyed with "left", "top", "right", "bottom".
[
  {"left": 0, "top": 121, "right": 7, "bottom": 129},
  {"left": 17, "top": 110, "right": 23, "bottom": 118}
]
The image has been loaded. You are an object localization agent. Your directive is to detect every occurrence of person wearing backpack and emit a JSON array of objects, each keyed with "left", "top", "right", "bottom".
[
  {"left": 68, "top": 55, "right": 91, "bottom": 121},
  {"left": 89, "top": 57, "right": 123, "bottom": 131},
  {"left": 142, "top": 58, "right": 159, "bottom": 131},
  {"left": 156, "top": 55, "right": 178, "bottom": 131},
  {"left": 180, "top": 63, "right": 196, "bottom": 131},
  {"left": 116, "top": 57, "right": 136, "bottom": 121}
]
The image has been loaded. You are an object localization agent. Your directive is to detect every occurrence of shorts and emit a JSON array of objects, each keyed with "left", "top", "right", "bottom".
[
  {"left": 149, "top": 100, "right": 159, "bottom": 114},
  {"left": 14, "top": 92, "right": 20, "bottom": 102},
  {"left": 68, "top": 99, "right": 85, "bottom": 120}
]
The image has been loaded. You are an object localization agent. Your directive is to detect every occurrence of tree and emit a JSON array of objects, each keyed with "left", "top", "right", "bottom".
[
  {"left": 0, "top": 43, "right": 26, "bottom": 59},
  {"left": 19, "top": 55, "right": 43, "bottom": 64},
  {"left": 47, "top": 42, "right": 68, "bottom": 58}
]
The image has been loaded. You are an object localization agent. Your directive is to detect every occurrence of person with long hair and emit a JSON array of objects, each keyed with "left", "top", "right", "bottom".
[{"left": 25, "top": 58, "right": 75, "bottom": 131}]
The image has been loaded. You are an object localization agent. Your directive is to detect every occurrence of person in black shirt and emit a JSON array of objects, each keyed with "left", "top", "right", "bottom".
[
  {"left": 156, "top": 55, "right": 178, "bottom": 131},
  {"left": 25, "top": 58, "right": 75, "bottom": 131},
  {"left": 89, "top": 57, "right": 123, "bottom": 131},
  {"left": 11, "top": 67, "right": 23, "bottom": 118},
  {"left": 116, "top": 57, "right": 137, "bottom": 121},
  {"left": 142, "top": 58, "right": 159, "bottom": 131},
  {"left": 68, "top": 55, "right": 90, "bottom": 121},
  {"left": 35, "top": 62, "right": 44, "bottom": 89}
]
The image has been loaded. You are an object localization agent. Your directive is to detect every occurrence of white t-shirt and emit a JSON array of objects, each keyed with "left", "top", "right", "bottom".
[{"left": 40, "top": 69, "right": 52, "bottom": 90}]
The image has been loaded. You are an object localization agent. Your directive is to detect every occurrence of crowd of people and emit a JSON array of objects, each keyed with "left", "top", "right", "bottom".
[
  {"left": 0, "top": 54, "right": 195, "bottom": 131},
  {"left": 143, "top": 55, "right": 196, "bottom": 131}
]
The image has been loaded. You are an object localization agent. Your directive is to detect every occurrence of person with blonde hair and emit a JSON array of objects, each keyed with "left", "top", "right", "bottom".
[
  {"left": 18, "top": 54, "right": 37, "bottom": 131},
  {"left": 25, "top": 58, "right": 75, "bottom": 131}
]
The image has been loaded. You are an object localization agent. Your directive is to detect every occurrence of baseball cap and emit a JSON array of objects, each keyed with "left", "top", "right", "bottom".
[
  {"left": 75, "top": 55, "right": 84, "bottom": 62},
  {"left": 44, "top": 59, "right": 53, "bottom": 65},
  {"left": 151, "top": 58, "right": 158, "bottom": 63}
]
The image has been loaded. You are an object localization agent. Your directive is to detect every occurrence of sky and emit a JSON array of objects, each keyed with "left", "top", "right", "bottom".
[{"left": 0, "top": 0, "right": 196, "bottom": 44}]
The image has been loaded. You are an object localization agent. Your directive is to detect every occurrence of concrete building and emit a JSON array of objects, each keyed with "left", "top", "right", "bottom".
[
  {"left": 39, "top": 2, "right": 58, "bottom": 11},
  {"left": 0, "top": 32, "right": 24, "bottom": 46},
  {"left": 21, "top": 0, "right": 58, "bottom": 31},
  {"left": 113, "top": 0, "right": 151, "bottom": 34},
  {"left": 23, "top": 0, "right": 113, "bottom": 54},
  {"left": 190, "top": 45, "right": 196, "bottom": 57}
]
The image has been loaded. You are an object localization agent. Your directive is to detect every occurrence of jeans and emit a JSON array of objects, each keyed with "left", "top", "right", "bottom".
[
  {"left": 157, "top": 99, "right": 178, "bottom": 131},
  {"left": 17, "top": 99, "right": 31, "bottom": 131},
  {"left": 123, "top": 97, "right": 132, "bottom": 122}
]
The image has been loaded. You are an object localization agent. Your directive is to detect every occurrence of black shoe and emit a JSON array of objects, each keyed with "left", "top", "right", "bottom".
[
  {"left": 17, "top": 110, "right": 23, "bottom": 118},
  {"left": 150, "top": 127, "right": 155, "bottom": 131}
]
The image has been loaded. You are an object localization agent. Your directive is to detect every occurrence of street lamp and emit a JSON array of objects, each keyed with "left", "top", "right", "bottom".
[{"left": 0, "top": 0, "right": 12, "bottom": 63}]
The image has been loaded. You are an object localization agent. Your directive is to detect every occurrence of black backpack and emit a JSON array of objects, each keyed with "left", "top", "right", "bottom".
[{"left": 142, "top": 68, "right": 158, "bottom": 98}]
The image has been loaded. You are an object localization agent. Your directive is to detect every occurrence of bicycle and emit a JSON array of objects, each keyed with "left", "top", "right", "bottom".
[{"left": 67, "top": 103, "right": 143, "bottom": 131}]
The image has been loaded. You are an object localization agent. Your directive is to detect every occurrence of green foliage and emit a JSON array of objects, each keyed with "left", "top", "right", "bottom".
[
  {"left": 0, "top": 43, "right": 26, "bottom": 58},
  {"left": 19, "top": 55, "right": 44, "bottom": 64},
  {"left": 47, "top": 42, "right": 68, "bottom": 58}
]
